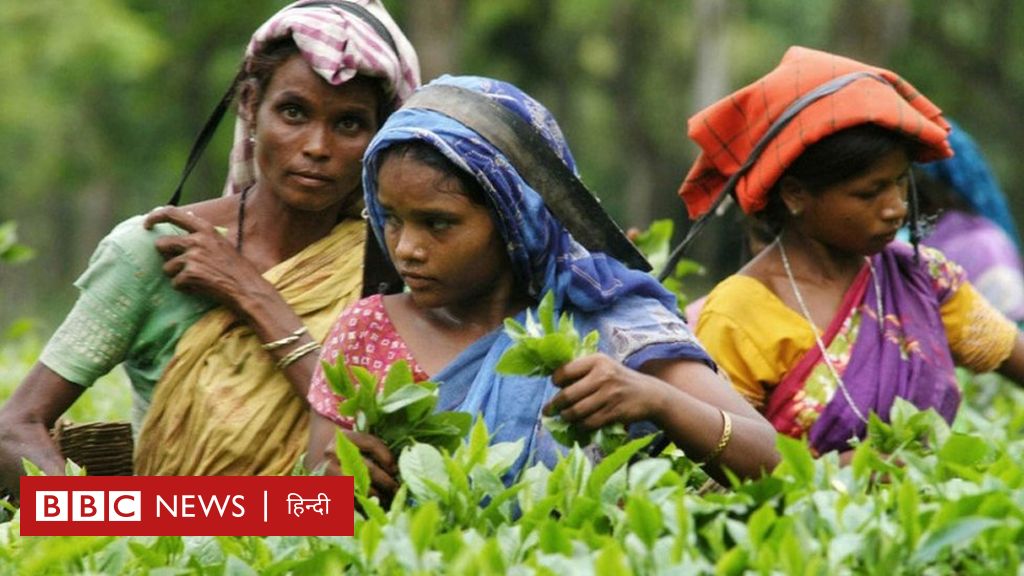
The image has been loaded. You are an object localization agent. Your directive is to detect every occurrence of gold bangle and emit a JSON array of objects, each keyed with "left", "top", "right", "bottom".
[
  {"left": 275, "top": 340, "right": 320, "bottom": 370},
  {"left": 261, "top": 326, "right": 308, "bottom": 351},
  {"left": 701, "top": 409, "right": 732, "bottom": 464}
]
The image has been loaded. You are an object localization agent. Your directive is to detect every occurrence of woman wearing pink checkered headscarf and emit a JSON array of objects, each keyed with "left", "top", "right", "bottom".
[{"left": 0, "top": 1, "right": 421, "bottom": 489}]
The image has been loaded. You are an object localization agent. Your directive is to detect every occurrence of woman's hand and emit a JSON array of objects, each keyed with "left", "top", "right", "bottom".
[
  {"left": 144, "top": 206, "right": 268, "bottom": 312},
  {"left": 547, "top": 355, "right": 781, "bottom": 482},
  {"left": 544, "top": 353, "right": 667, "bottom": 430},
  {"left": 319, "top": 429, "right": 399, "bottom": 504}
]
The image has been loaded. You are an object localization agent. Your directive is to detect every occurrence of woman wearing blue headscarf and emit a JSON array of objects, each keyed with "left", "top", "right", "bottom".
[
  {"left": 305, "top": 76, "right": 778, "bottom": 496},
  {"left": 917, "top": 119, "right": 1024, "bottom": 322}
]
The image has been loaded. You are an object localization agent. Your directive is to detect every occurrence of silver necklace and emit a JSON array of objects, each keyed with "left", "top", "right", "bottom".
[{"left": 775, "top": 236, "right": 872, "bottom": 424}]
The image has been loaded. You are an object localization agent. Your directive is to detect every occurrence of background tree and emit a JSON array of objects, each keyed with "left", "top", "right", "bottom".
[{"left": 2, "top": 0, "right": 1022, "bottom": 330}]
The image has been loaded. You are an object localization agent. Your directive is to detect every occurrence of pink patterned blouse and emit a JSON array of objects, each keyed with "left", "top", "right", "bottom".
[{"left": 307, "top": 294, "right": 430, "bottom": 428}]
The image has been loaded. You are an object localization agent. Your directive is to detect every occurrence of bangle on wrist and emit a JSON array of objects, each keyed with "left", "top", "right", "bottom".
[
  {"left": 701, "top": 409, "right": 732, "bottom": 464},
  {"left": 261, "top": 326, "right": 308, "bottom": 351},
  {"left": 275, "top": 340, "right": 321, "bottom": 370}
]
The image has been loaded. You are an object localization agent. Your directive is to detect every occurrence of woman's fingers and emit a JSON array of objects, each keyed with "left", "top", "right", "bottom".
[
  {"left": 551, "top": 354, "right": 601, "bottom": 387},
  {"left": 365, "top": 457, "right": 400, "bottom": 494},
  {"left": 153, "top": 234, "right": 192, "bottom": 259},
  {"left": 553, "top": 389, "right": 607, "bottom": 425},
  {"left": 144, "top": 206, "right": 213, "bottom": 234},
  {"left": 545, "top": 374, "right": 601, "bottom": 417},
  {"left": 547, "top": 354, "right": 617, "bottom": 415},
  {"left": 547, "top": 353, "right": 660, "bottom": 426},
  {"left": 346, "top": 431, "right": 398, "bottom": 476},
  {"left": 161, "top": 254, "right": 187, "bottom": 278},
  {"left": 322, "top": 433, "right": 399, "bottom": 497}
]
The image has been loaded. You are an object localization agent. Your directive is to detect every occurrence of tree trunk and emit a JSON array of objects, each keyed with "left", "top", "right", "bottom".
[
  {"left": 406, "top": 0, "right": 461, "bottom": 83},
  {"left": 692, "top": 0, "right": 729, "bottom": 112},
  {"left": 830, "top": 0, "right": 910, "bottom": 64}
]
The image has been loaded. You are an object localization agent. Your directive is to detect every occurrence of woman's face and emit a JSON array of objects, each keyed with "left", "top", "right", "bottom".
[
  {"left": 795, "top": 148, "right": 911, "bottom": 256},
  {"left": 251, "top": 54, "right": 380, "bottom": 213},
  {"left": 375, "top": 153, "right": 514, "bottom": 311}
]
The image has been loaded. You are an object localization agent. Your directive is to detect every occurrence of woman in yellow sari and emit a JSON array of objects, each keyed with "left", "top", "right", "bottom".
[{"left": 0, "top": 1, "right": 420, "bottom": 492}]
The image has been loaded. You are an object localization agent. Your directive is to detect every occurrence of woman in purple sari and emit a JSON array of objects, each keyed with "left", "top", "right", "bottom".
[
  {"left": 917, "top": 120, "right": 1024, "bottom": 323},
  {"left": 681, "top": 47, "right": 1024, "bottom": 457}
]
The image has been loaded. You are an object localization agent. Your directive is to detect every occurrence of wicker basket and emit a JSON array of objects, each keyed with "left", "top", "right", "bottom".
[{"left": 51, "top": 419, "right": 134, "bottom": 476}]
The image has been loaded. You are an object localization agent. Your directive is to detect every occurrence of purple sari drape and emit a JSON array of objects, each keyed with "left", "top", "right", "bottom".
[{"left": 803, "top": 243, "right": 961, "bottom": 453}]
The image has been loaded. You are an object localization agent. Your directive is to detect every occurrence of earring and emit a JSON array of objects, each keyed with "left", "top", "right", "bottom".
[
  {"left": 790, "top": 207, "right": 802, "bottom": 216},
  {"left": 248, "top": 130, "right": 256, "bottom": 145}
]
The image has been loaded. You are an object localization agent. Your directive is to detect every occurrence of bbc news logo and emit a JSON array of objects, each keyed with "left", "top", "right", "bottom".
[
  {"left": 36, "top": 490, "right": 141, "bottom": 522},
  {"left": 20, "top": 476, "right": 353, "bottom": 536}
]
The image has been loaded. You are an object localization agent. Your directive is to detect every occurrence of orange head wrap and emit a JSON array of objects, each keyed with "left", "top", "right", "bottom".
[{"left": 678, "top": 46, "right": 952, "bottom": 218}]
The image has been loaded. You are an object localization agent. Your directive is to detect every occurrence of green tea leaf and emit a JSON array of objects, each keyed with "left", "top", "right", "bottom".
[
  {"left": 335, "top": 430, "right": 369, "bottom": 499},
  {"left": 594, "top": 540, "right": 631, "bottom": 576},
  {"left": 484, "top": 440, "right": 524, "bottom": 475},
  {"left": 382, "top": 359, "right": 413, "bottom": 397},
  {"left": 503, "top": 317, "right": 528, "bottom": 339},
  {"left": 580, "top": 329, "right": 600, "bottom": 356},
  {"left": 538, "top": 290, "right": 556, "bottom": 333},
  {"left": 409, "top": 501, "right": 442, "bottom": 556},
  {"left": 632, "top": 219, "right": 674, "bottom": 273},
  {"left": 937, "top": 433, "right": 989, "bottom": 468},
  {"left": 400, "top": 443, "right": 449, "bottom": 502},
  {"left": 494, "top": 346, "right": 543, "bottom": 376},
  {"left": 587, "top": 434, "right": 653, "bottom": 498},
  {"left": 322, "top": 359, "right": 356, "bottom": 399},
  {"left": 64, "top": 459, "right": 85, "bottom": 476},
  {"left": 536, "top": 332, "right": 577, "bottom": 369},
  {"left": 911, "top": 517, "right": 1001, "bottom": 565},
  {"left": 21, "top": 458, "right": 44, "bottom": 476},
  {"left": 625, "top": 496, "right": 662, "bottom": 549},
  {"left": 774, "top": 435, "right": 815, "bottom": 485},
  {"left": 380, "top": 383, "right": 436, "bottom": 414},
  {"left": 538, "top": 519, "right": 573, "bottom": 555}
]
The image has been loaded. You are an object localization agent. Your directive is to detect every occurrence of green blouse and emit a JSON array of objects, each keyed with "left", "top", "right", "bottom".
[{"left": 40, "top": 215, "right": 216, "bottom": 407}]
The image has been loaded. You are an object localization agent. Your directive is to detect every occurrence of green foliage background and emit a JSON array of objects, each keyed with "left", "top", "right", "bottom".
[
  {"left": 1, "top": 2, "right": 1023, "bottom": 571},
  {"left": 2, "top": 0, "right": 1023, "bottom": 331}
]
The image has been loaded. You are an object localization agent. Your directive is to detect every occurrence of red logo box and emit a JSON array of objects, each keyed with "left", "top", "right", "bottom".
[{"left": 19, "top": 476, "right": 353, "bottom": 536}]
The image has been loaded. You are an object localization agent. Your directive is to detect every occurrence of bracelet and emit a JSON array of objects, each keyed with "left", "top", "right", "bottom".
[
  {"left": 275, "top": 340, "right": 321, "bottom": 370},
  {"left": 261, "top": 326, "right": 308, "bottom": 351},
  {"left": 701, "top": 409, "right": 733, "bottom": 464}
]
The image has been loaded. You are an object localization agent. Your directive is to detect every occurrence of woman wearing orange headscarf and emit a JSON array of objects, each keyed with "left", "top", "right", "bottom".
[{"left": 681, "top": 47, "right": 1024, "bottom": 456}]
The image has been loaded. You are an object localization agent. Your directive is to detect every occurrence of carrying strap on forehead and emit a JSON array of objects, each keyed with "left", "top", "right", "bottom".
[
  {"left": 660, "top": 71, "right": 898, "bottom": 280},
  {"left": 167, "top": 0, "right": 396, "bottom": 206},
  {"left": 402, "top": 85, "right": 651, "bottom": 272}
]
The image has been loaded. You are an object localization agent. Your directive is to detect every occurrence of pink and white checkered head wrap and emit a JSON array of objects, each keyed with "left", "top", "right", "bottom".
[{"left": 223, "top": 0, "right": 421, "bottom": 196}]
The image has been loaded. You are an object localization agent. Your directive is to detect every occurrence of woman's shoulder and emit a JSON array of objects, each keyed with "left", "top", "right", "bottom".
[
  {"left": 85, "top": 214, "right": 178, "bottom": 275},
  {"left": 698, "top": 273, "right": 803, "bottom": 343},
  {"left": 882, "top": 241, "right": 967, "bottom": 289},
  {"left": 334, "top": 294, "right": 390, "bottom": 333},
  {"left": 703, "top": 274, "right": 781, "bottom": 314},
  {"left": 103, "top": 212, "right": 195, "bottom": 249}
]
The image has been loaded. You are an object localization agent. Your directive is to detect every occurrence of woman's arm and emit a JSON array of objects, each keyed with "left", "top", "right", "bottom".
[
  {"left": 143, "top": 207, "right": 322, "bottom": 398},
  {"left": 997, "top": 332, "right": 1024, "bottom": 383},
  {"left": 0, "top": 364, "right": 85, "bottom": 499},
  {"left": 548, "top": 355, "right": 780, "bottom": 484}
]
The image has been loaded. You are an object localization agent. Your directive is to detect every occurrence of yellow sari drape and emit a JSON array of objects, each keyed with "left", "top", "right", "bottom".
[{"left": 133, "top": 219, "right": 365, "bottom": 475}]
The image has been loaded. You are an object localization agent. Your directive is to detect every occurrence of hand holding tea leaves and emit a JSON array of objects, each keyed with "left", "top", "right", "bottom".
[
  {"left": 321, "top": 359, "right": 472, "bottom": 502},
  {"left": 496, "top": 291, "right": 627, "bottom": 451},
  {"left": 322, "top": 359, "right": 472, "bottom": 455}
]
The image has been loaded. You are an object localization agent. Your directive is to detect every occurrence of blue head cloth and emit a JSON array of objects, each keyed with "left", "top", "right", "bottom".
[
  {"left": 918, "top": 119, "right": 1020, "bottom": 246},
  {"left": 362, "top": 75, "right": 678, "bottom": 314},
  {"left": 360, "top": 76, "right": 711, "bottom": 479}
]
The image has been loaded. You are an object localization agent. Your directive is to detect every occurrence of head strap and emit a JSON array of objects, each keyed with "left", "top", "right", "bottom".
[{"left": 403, "top": 84, "right": 651, "bottom": 272}]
